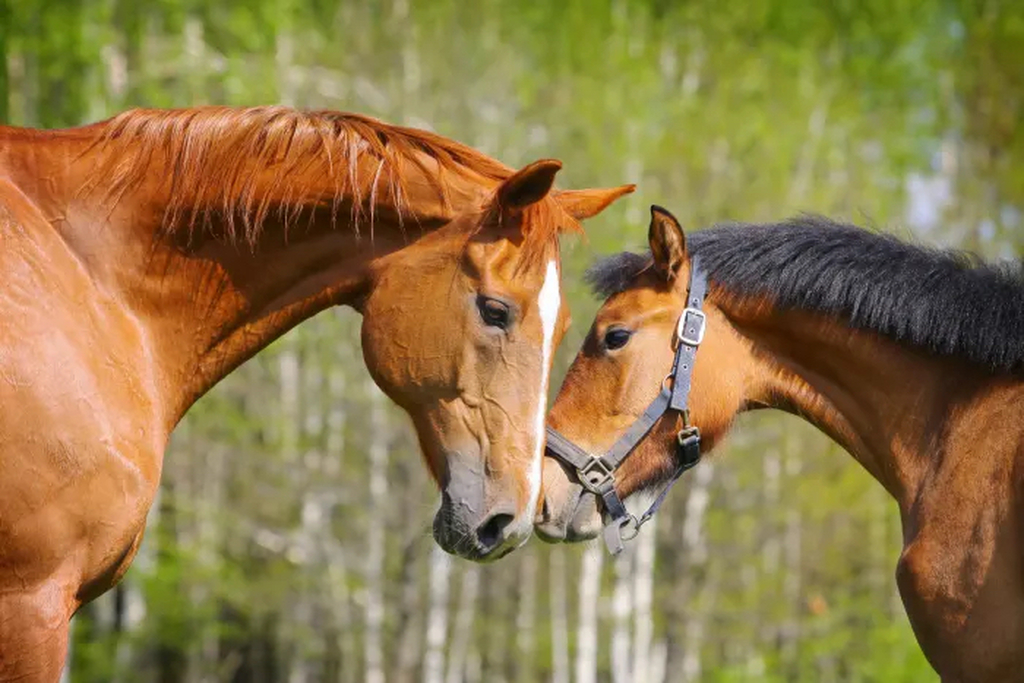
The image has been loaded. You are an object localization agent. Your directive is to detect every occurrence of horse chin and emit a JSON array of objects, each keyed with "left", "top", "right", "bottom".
[
  {"left": 535, "top": 487, "right": 603, "bottom": 543},
  {"left": 533, "top": 521, "right": 565, "bottom": 543},
  {"left": 565, "top": 493, "right": 603, "bottom": 541}
]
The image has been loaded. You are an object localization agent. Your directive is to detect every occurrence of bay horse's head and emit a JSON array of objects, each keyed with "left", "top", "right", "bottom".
[
  {"left": 360, "top": 159, "right": 632, "bottom": 561},
  {"left": 537, "top": 206, "right": 750, "bottom": 543}
]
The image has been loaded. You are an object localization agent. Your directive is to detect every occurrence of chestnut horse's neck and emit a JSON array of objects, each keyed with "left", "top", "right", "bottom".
[
  {"left": 724, "top": 300, "right": 998, "bottom": 509},
  {"left": 0, "top": 111, "right": 498, "bottom": 429}
]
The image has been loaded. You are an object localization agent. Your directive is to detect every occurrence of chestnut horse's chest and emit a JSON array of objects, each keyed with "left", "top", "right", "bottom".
[
  {"left": 0, "top": 185, "right": 167, "bottom": 598},
  {"left": 0, "top": 326, "right": 166, "bottom": 600}
]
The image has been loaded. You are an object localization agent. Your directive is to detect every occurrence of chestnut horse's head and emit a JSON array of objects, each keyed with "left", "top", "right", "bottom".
[
  {"left": 360, "top": 159, "right": 632, "bottom": 561},
  {"left": 537, "top": 206, "right": 752, "bottom": 543}
]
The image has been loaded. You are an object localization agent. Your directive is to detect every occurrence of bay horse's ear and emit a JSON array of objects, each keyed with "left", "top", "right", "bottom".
[
  {"left": 649, "top": 205, "right": 687, "bottom": 283},
  {"left": 497, "top": 159, "right": 563, "bottom": 212},
  {"left": 554, "top": 184, "right": 636, "bottom": 220}
]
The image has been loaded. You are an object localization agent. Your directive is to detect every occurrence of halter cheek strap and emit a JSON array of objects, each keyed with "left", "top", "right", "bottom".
[{"left": 545, "top": 256, "right": 708, "bottom": 555}]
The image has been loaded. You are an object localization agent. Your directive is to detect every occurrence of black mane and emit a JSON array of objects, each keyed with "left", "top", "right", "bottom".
[{"left": 586, "top": 216, "right": 1024, "bottom": 374}]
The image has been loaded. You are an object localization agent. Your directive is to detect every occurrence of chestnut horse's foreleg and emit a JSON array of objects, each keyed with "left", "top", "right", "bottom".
[{"left": 0, "top": 581, "right": 72, "bottom": 683}]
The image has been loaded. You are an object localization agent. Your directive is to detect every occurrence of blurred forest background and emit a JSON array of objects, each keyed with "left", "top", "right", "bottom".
[{"left": 3, "top": 0, "right": 1023, "bottom": 681}]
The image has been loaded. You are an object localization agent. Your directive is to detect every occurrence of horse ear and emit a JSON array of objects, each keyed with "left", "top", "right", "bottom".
[
  {"left": 554, "top": 184, "right": 636, "bottom": 220},
  {"left": 648, "top": 205, "right": 687, "bottom": 283},
  {"left": 497, "top": 159, "right": 562, "bottom": 212}
]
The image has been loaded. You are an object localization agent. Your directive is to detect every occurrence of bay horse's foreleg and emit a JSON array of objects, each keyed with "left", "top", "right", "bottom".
[
  {"left": 0, "top": 581, "right": 73, "bottom": 683},
  {"left": 896, "top": 516, "right": 1024, "bottom": 682}
]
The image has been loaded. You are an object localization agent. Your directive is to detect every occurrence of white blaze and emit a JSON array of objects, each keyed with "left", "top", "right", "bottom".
[{"left": 527, "top": 259, "right": 560, "bottom": 519}]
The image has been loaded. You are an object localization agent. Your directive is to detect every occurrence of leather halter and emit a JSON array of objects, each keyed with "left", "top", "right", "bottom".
[{"left": 545, "top": 257, "right": 708, "bottom": 555}]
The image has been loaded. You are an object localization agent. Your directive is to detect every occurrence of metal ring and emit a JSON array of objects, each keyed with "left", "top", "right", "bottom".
[{"left": 619, "top": 515, "right": 641, "bottom": 541}]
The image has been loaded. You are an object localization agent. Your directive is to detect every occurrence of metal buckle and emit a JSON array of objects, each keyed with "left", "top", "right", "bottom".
[
  {"left": 676, "top": 307, "right": 706, "bottom": 347},
  {"left": 676, "top": 425, "right": 701, "bottom": 468},
  {"left": 578, "top": 457, "right": 615, "bottom": 494},
  {"left": 678, "top": 424, "right": 699, "bottom": 442}
]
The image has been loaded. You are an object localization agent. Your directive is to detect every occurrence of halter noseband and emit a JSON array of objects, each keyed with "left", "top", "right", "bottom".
[{"left": 545, "top": 257, "right": 708, "bottom": 555}]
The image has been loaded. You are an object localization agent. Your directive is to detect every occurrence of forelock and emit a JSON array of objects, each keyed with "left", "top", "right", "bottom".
[{"left": 585, "top": 251, "right": 652, "bottom": 298}]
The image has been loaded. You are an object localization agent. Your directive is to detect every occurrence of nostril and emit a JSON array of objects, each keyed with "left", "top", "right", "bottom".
[{"left": 476, "top": 512, "right": 515, "bottom": 550}]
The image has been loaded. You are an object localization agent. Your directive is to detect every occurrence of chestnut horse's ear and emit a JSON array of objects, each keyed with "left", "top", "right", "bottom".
[
  {"left": 554, "top": 184, "right": 636, "bottom": 220},
  {"left": 649, "top": 205, "right": 687, "bottom": 283},
  {"left": 497, "top": 159, "right": 563, "bottom": 212}
]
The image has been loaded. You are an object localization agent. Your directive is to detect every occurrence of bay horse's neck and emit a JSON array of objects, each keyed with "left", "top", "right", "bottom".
[
  {"left": 729, "top": 302, "right": 988, "bottom": 510},
  {"left": 4, "top": 123, "right": 488, "bottom": 430}
]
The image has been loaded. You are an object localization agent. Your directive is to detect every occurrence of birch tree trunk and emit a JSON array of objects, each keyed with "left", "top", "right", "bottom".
[
  {"left": 422, "top": 543, "right": 452, "bottom": 683},
  {"left": 780, "top": 438, "right": 804, "bottom": 669},
  {"left": 610, "top": 549, "right": 633, "bottom": 683},
  {"left": 576, "top": 544, "right": 604, "bottom": 683},
  {"left": 514, "top": 554, "right": 538, "bottom": 683},
  {"left": 482, "top": 566, "right": 511, "bottom": 683},
  {"left": 278, "top": 335, "right": 312, "bottom": 683},
  {"left": 446, "top": 564, "right": 481, "bottom": 683},
  {"left": 324, "top": 360, "right": 358, "bottom": 683},
  {"left": 364, "top": 378, "right": 389, "bottom": 683},
  {"left": 114, "top": 0, "right": 143, "bottom": 107},
  {"left": 300, "top": 340, "right": 330, "bottom": 678},
  {"left": 275, "top": 0, "right": 296, "bottom": 108},
  {"left": 648, "top": 639, "right": 668, "bottom": 683},
  {"left": 465, "top": 649, "right": 483, "bottom": 683},
  {"left": 324, "top": 537, "right": 354, "bottom": 683},
  {"left": 393, "top": 536, "right": 426, "bottom": 683},
  {"left": 681, "top": 463, "right": 714, "bottom": 683},
  {"left": 631, "top": 517, "right": 657, "bottom": 683},
  {"left": 760, "top": 441, "right": 782, "bottom": 651},
  {"left": 183, "top": 15, "right": 205, "bottom": 106},
  {"left": 549, "top": 551, "right": 571, "bottom": 683}
]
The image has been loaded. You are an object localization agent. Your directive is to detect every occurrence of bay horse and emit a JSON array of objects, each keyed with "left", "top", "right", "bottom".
[
  {"left": 537, "top": 206, "right": 1024, "bottom": 682},
  {"left": 0, "top": 106, "right": 633, "bottom": 679}
]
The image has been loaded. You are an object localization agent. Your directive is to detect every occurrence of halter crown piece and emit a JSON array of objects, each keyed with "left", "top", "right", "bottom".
[{"left": 545, "top": 256, "right": 708, "bottom": 554}]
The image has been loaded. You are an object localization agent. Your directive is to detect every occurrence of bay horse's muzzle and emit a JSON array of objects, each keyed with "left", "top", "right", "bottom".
[{"left": 534, "top": 482, "right": 603, "bottom": 543}]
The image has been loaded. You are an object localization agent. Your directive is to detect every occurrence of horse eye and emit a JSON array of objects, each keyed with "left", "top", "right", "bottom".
[
  {"left": 478, "top": 296, "right": 511, "bottom": 330},
  {"left": 604, "top": 327, "right": 632, "bottom": 350}
]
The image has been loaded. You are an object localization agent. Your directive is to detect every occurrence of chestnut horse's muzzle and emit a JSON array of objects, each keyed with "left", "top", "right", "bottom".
[{"left": 432, "top": 451, "right": 531, "bottom": 562}]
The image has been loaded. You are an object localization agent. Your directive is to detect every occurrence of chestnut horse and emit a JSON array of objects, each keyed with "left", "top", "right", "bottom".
[
  {"left": 0, "top": 106, "right": 632, "bottom": 679},
  {"left": 538, "top": 206, "right": 1024, "bottom": 682}
]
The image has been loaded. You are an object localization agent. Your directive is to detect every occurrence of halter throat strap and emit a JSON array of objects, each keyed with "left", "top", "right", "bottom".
[{"left": 545, "top": 256, "right": 708, "bottom": 554}]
